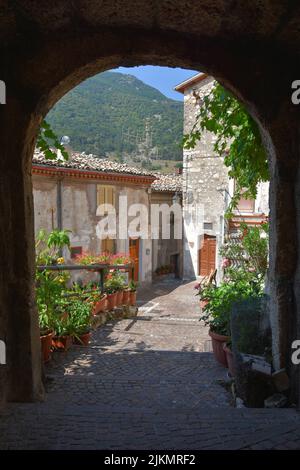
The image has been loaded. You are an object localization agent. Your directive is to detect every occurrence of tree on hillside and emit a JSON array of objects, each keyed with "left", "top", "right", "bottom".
[{"left": 183, "top": 82, "right": 269, "bottom": 214}]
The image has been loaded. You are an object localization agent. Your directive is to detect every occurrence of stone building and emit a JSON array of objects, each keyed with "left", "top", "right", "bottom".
[
  {"left": 151, "top": 173, "right": 183, "bottom": 278},
  {"left": 175, "top": 73, "right": 269, "bottom": 280},
  {"left": 32, "top": 150, "right": 183, "bottom": 285}
]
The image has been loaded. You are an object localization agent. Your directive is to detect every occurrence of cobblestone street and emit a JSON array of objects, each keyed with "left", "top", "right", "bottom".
[{"left": 1, "top": 278, "right": 300, "bottom": 450}]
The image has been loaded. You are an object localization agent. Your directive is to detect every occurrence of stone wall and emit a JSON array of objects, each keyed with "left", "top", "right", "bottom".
[
  {"left": 182, "top": 77, "right": 229, "bottom": 279},
  {"left": 32, "top": 174, "right": 153, "bottom": 285}
]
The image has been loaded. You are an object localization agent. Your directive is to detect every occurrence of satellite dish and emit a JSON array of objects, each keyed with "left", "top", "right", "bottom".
[{"left": 60, "top": 135, "right": 70, "bottom": 145}]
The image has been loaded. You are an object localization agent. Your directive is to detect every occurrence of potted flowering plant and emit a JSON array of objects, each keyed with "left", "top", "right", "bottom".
[
  {"left": 36, "top": 255, "right": 69, "bottom": 361},
  {"left": 128, "top": 280, "right": 138, "bottom": 306},
  {"left": 110, "top": 253, "right": 132, "bottom": 266},
  {"left": 111, "top": 271, "right": 126, "bottom": 306},
  {"left": 199, "top": 282, "right": 230, "bottom": 367},
  {"left": 69, "top": 300, "right": 93, "bottom": 346},
  {"left": 75, "top": 251, "right": 111, "bottom": 266},
  {"left": 75, "top": 252, "right": 96, "bottom": 265}
]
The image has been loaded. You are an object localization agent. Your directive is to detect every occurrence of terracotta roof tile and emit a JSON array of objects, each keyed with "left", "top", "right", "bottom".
[
  {"left": 32, "top": 149, "right": 156, "bottom": 178},
  {"left": 151, "top": 173, "right": 182, "bottom": 193},
  {"left": 32, "top": 149, "right": 183, "bottom": 192}
]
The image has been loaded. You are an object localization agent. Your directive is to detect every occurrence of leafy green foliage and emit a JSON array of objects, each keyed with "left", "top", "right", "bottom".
[
  {"left": 183, "top": 82, "right": 269, "bottom": 212},
  {"left": 199, "top": 274, "right": 264, "bottom": 336},
  {"left": 46, "top": 71, "right": 183, "bottom": 161},
  {"left": 37, "top": 120, "right": 69, "bottom": 160},
  {"left": 35, "top": 230, "right": 71, "bottom": 333},
  {"left": 35, "top": 229, "right": 71, "bottom": 265},
  {"left": 54, "top": 299, "right": 91, "bottom": 337},
  {"left": 47, "top": 229, "right": 71, "bottom": 250},
  {"left": 198, "top": 223, "right": 268, "bottom": 336},
  {"left": 104, "top": 271, "right": 126, "bottom": 294}
]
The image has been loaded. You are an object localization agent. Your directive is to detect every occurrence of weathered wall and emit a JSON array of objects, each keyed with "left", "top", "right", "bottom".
[
  {"left": 182, "top": 77, "right": 229, "bottom": 279},
  {"left": 256, "top": 182, "right": 270, "bottom": 215}
]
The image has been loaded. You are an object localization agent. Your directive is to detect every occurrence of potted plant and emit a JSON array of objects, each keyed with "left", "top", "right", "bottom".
[
  {"left": 128, "top": 280, "right": 138, "bottom": 306},
  {"left": 199, "top": 283, "right": 232, "bottom": 367},
  {"left": 113, "top": 271, "right": 126, "bottom": 306},
  {"left": 200, "top": 272, "right": 264, "bottom": 368},
  {"left": 75, "top": 251, "right": 111, "bottom": 267},
  {"left": 39, "top": 306, "right": 54, "bottom": 362},
  {"left": 104, "top": 274, "right": 119, "bottom": 310},
  {"left": 52, "top": 321, "right": 73, "bottom": 351},
  {"left": 110, "top": 253, "right": 132, "bottom": 266},
  {"left": 51, "top": 300, "right": 76, "bottom": 351},
  {"left": 92, "top": 293, "right": 107, "bottom": 314},
  {"left": 36, "top": 247, "right": 69, "bottom": 361}
]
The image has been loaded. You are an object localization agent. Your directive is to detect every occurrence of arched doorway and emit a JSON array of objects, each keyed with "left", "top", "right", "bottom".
[{"left": 1, "top": 2, "right": 300, "bottom": 404}]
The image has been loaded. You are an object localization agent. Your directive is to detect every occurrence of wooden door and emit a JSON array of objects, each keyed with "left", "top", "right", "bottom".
[
  {"left": 198, "top": 235, "right": 216, "bottom": 276},
  {"left": 129, "top": 238, "right": 139, "bottom": 281}
]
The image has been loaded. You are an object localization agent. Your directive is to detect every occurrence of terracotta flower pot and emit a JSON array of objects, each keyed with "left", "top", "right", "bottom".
[
  {"left": 93, "top": 295, "right": 107, "bottom": 315},
  {"left": 209, "top": 330, "right": 230, "bottom": 367},
  {"left": 116, "top": 290, "right": 123, "bottom": 306},
  {"left": 52, "top": 335, "right": 72, "bottom": 351},
  {"left": 223, "top": 343, "right": 235, "bottom": 377},
  {"left": 40, "top": 330, "right": 53, "bottom": 362},
  {"left": 129, "top": 290, "right": 137, "bottom": 306},
  {"left": 107, "top": 292, "right": 117, "bottom": 310},
  {"left": 73, "top": 331, "right": 91, "bottom": 346},
  {"left": 123, "top": 289, "right": 130, "bottom": 306}
]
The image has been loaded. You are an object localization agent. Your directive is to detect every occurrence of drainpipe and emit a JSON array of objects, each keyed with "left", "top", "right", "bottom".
[
  {"left": 57, "top": 178, "right": 63, "bottom": 257},
  {"left": 57, "top": 178, "right": 63, "bottom": 230}
]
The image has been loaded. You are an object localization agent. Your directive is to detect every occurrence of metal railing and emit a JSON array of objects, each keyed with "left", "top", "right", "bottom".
[{"left": 36, "top": 263, "right": 134, "bottom": 293}]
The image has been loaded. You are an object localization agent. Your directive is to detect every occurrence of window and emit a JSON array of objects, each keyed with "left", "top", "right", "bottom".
[
  {"left": 237, "top": 196, "right": 255, "bottom": 213},
  {"left": 203, "top": 222, "right": 213, "bottom": 230},
  {"left": 97, "top": 185, "right": 116, "bottom": 253},
  {"left": 101, "top": 238, "right": 115, "bottom": 253},
  {"left": 97, "top": 185, "right": 115, "bottom": 208}
]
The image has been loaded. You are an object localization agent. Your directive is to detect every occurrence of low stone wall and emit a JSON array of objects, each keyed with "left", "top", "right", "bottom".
[{"left": 92, "top": 305, "right": 138, "bottom": 329}]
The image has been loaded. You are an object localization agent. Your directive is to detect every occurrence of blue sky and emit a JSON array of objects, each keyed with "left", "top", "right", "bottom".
[{"left": 111, "top": 66, "right": 199, "bottom": 101}]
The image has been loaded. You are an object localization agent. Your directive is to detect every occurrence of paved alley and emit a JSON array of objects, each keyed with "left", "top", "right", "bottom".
[{"left": 1, "top": 278, "right": 300, "bottom": 450}]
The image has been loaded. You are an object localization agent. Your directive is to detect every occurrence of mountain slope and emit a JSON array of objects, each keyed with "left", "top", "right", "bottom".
[{"left": 46, "top": 71, "right": 183, "bottom": 161}]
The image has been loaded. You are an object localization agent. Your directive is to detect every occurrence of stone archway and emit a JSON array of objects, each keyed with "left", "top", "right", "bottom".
[{"left": 1, "top": 1, "right": 300, "bottom": 403}]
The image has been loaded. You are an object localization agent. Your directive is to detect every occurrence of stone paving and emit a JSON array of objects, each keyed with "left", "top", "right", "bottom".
[{"left": 1, "top": 277, "right": 300, "bottom": 449}]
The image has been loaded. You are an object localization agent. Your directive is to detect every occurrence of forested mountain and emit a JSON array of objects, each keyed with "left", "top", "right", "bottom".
[{"left": 46, "top": 71, "right": 183, "bottom": 161}]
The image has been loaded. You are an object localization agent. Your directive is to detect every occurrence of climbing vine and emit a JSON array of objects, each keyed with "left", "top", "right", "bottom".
[{"left": 183, "top": 82, "right": 269, "bottom": 214}]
